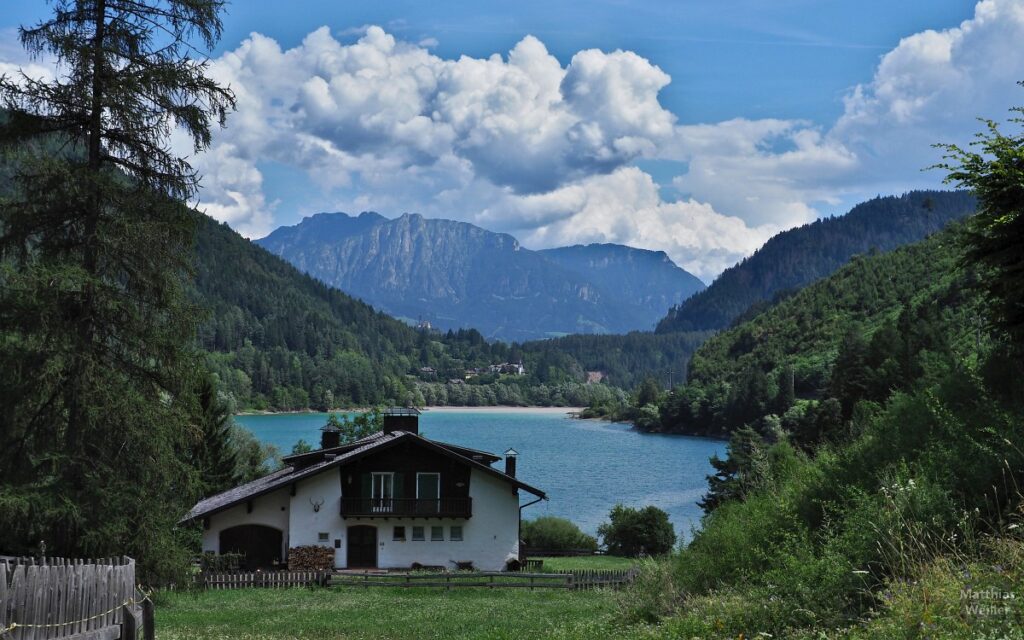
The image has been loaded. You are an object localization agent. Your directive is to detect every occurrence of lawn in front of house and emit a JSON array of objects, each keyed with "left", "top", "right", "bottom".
[
  {"left": 532, "top": 555, "right": 638, "bottom": 571},
  {"left": 155, "top": 585, "right": 658, "bottom": 640}
]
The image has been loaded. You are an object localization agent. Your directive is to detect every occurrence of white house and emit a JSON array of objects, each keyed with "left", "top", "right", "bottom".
[{"left": 181, "top": 408, "right": 546, "bottom": 571}]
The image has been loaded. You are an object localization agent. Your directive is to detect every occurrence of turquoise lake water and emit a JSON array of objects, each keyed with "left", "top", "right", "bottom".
[{"left": 235, "top": 410, "right": 724, "bottom": 541}]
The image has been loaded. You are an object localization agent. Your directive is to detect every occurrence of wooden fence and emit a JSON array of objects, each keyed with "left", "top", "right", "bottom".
[
  {"left": 328, "top": 568, "right": 638, "bottom": 591},
  {"left": 197, "top": 570, "right": 330, "bottom": 590},
  {"left": 0, "top": 556, "right": 152, "bottom": 640}
]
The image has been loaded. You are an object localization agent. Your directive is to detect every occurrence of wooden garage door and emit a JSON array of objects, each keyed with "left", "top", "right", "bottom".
[{"left": 219, "top": 525, "right": 283, "bottom": 570}]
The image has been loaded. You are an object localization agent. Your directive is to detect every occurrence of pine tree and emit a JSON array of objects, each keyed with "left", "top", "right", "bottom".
[
  {"left": 830, "top": 326, "right": 870, "bottom": 416},
  {"left": 636, "top": 375, "right": 661, "bottom": 407},
  {"left": 937, "top": 92, "right": 1024, "bottom": 350},
  {"left": 0, "top": 0, "right": 233, "bottom": 581},
  {"left": 192, "top": 376, "right": 239, "bottom": 495},
  {"left": 775, "top": 364, "right": 795, "bottom": 414},
  {"left": 699, "top": 425, "right": 766, "bottom": 513}
]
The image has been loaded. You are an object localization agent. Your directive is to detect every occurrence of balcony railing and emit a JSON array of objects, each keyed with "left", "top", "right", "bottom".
[{"left": 340, "top": 497, "right": 472, "bottom": 519}]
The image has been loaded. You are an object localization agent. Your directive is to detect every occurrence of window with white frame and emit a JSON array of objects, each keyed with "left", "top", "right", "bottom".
[
  {"left": 371, "top": 472, "right": 394, "bottom": 512},
  {"left": 449, "top": 525, "right": 463, "bottom": 541}
]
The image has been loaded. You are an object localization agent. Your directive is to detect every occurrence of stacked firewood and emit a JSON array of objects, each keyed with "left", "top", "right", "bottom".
[{"left": 287, "top": 545, "right": 335, "bottom": 571}]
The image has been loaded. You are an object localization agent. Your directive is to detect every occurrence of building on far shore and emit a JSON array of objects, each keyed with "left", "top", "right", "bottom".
[
  {"left": 489, "top": 362, "right": 525, "bottom": 376},
  {"left": 181, "top": 408, "right": 545, "bottom": 571}
]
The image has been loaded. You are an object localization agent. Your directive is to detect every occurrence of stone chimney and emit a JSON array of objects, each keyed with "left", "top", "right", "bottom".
[{"left": 383, "top": 407, "right": 421, "bottom": 435}]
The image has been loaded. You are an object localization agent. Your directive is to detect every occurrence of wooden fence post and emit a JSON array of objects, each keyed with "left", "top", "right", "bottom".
[
  {"left": 0, "top": 562, "right": 7, "bottom": 636},
  {"left": 142, "top": 598, "right": 155, "bottom": 640},
  {"left": 121, "top": 604, "right": 139, "bottom": 640}
]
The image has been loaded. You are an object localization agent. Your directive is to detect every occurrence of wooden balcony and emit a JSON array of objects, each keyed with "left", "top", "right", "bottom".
[{"left": 340, "top": 497, "right": 472, "bottom": 519}]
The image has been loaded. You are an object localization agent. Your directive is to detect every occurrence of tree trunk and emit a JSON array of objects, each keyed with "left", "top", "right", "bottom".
[{"left": 66, "top": 0, "right": 107, "bottom": 461}]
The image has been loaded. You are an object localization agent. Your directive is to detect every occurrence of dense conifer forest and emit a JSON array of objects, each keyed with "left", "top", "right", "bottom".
[{"left": 642, "top": 225, "right": 978, "bottom": 438}]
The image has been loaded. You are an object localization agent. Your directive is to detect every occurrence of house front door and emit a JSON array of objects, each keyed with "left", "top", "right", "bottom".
[{"left": 347, "top": 525, "right": 377, "bottom": 568}]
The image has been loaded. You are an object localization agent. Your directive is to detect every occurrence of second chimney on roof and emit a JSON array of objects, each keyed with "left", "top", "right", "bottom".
[
  {"left": 504, "top": 448, "right": 518, "bottom": 478},
  {"left": 321, "top": 422, "right": 341, "bottom": 449}
]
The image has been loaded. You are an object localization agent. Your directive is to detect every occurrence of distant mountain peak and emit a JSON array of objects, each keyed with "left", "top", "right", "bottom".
[{"left": 256, "top": 212, "right": 704, "bottom": 341}]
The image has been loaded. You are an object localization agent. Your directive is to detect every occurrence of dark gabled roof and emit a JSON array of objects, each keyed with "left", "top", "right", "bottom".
[
  {"left": 279, "top": 432, "right": 501, "bottom": 467},
  {"left": 436, "top": 443, "right": 501, "bottom": 464},
  {"left": 180, "top": 430, "right": 544, "bottom": 524}
]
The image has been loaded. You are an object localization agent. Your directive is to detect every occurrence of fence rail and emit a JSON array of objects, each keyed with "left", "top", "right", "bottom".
[
  {"left": 189, "top": 566, "right": 637, "bottom": 592},
  {"left": 328, "top": 568, "right": 637, "bottom": 591},
  {"left": 197, "top": 570, "right": 330, "bottom": 590},
  {"left": 0, "top": 556, "right": 150, "bottom": 640}
]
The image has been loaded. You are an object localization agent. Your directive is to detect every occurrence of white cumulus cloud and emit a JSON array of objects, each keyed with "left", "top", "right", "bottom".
[
  {"left": 498, "top": 167, "right": 774, "bottom": 280},
  {"left": 190, "top": 24, "right": 774, "bottom": 271},
  {"left": 829, "top": 0, "right": 1024, "bottom": 192}
]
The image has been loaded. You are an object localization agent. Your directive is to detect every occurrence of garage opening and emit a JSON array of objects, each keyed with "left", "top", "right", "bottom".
[{"left": 219, "top": 524, "right": 283, "bottom": 570}]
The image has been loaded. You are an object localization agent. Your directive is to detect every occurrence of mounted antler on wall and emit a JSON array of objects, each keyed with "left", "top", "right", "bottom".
[{"left": 309, "top": 497, "right": 325, "bottom": 513}]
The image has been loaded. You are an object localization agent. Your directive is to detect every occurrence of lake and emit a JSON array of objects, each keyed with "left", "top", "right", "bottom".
[{"left": 234, "top": 409, "right": 724, "bottom": 541}]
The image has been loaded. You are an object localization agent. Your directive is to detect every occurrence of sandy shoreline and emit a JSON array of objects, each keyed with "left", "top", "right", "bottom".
[
  {"left": 421, "top": 406, "right": 584, "bottom": 414},
  {"left": 237, "top": 406, "right": 584, "bottom": 416}
]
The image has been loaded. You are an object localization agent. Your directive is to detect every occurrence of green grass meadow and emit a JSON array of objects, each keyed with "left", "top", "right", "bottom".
[
  {"left": 155, "top": 586, "right": 655, "bottom": 640},
  {"left": 532, "top": 555, "right": 637, "bottom": 571}
]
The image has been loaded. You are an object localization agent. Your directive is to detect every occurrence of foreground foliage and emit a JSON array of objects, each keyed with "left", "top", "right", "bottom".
[
  {"left": 598, "top": 505, "right": 676, "bottom": 558},
  {"left": 521, "top": 516, "right": 598, "bottom": 553}
]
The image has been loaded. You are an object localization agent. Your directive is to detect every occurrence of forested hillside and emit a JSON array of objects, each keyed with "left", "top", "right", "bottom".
[
  {"left": 647, "top": 226, "right": 976, "bottom": 437},
  {"left": 193, "top": 215, "right": 624, "bottom": 410},
  {"left": 519, "top": 330, "right": 713, "bottom": 390},
  {"left": 656, "top": 190, "right": 976, "bottom": 333},
  {"left": 194, "top": 214, "right": 426, "bottom": 409}
]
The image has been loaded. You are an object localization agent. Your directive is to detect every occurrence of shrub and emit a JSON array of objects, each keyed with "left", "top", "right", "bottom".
[
  {"left": 598, "top": 505, "right": 675, "bottom": 557},
  {"left": 614, "top": 558, "right": 680, "bottom": 623},
  {"left": 520, "top": 516, "right": 597, "bottom": 552}
]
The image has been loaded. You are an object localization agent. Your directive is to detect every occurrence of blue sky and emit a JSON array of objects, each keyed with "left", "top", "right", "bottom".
[
  {"left": 4, "top": 1, "right": 975, "bottom": 124},
  {"left": 2, "top": 1, "right": 1020, "bottom": 278}
]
